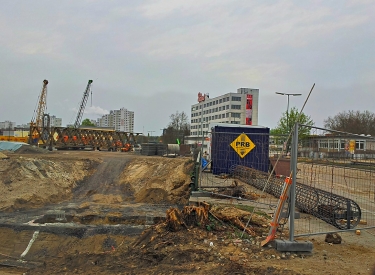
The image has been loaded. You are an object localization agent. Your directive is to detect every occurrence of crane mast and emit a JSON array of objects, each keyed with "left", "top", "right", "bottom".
[
  {"left": 74, "top": 80, "right": 93, "bottom": 128},
  {"left": 32, "top": 79, "right": 49, "bottom": 128}
]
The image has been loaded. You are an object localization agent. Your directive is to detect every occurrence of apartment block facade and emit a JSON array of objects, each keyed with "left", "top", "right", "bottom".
[
  {"left": 190, "top": 88, "right": 259, "bottom": 136},
  {"left": 0, "top": 121, "right": 16, "bottom": 129},
  {"left": 50, "top": 115, "right": 62, "bottom": 127},
  {"left": 97, "top": 108, "right": 134, "bottom": 132}
]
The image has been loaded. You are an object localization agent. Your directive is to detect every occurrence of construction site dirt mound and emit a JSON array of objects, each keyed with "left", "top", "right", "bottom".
[
  {"left": 119, "top": 156, "right": 194, "bottom": 205},
  {"left": 0, "top": 152, "right": 9, "bottom": 159},
  {"left": 6, "top": 205, "right": 375, "bottom": 275},
  {"left": 71, "top": 156, "right": 193, "bottom": 206},
  {"left": 135, "top": 187, "right": 169, "bottom": 204},
  {"left": 14, "top": 145, "right": 50, "bottom": 154},
  {"left": 3, "top": 219, "right": 374, "bottom": 275},
  {"left": 0, "top": 151, "right": 375, "bottom": 274},
  {"left": 91, "top": 194, "right": 123, "bottom": 204},
  {"left": 0, "top": 153, "right": 193, "bottom": 212},
  {"left": 0, "top": 155, "right": 100, "bottom": 211}
]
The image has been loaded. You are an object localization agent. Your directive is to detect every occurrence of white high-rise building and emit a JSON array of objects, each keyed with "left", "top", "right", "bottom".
[
  {"left": 190, "top": 88, "right": 259, "bottom": 136},
  {"left": 0, "top": 121, "right": 16, "bottom": 129},
  {"left": 50, "top": 116, "right": 62, "bottom": 127},
  {"left": 97, "top": 108, "right": 134, "bottom": 132}
]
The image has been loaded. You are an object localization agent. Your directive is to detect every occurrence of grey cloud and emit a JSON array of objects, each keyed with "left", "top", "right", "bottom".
[{"left": 0, "top": 0, "right": 374, "bottom": 132}]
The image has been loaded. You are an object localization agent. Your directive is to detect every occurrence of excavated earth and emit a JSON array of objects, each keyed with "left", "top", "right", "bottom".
[{"left": 0, "top": 148, "right": 374, "bottom": 275}]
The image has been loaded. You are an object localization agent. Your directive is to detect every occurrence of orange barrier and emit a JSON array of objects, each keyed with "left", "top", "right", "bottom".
[
  {"left": 0, "top": 136, "right": 28, "bottom": 143},
  {"left": 261, "top": 176, "right": 292, "bottom": 246}
]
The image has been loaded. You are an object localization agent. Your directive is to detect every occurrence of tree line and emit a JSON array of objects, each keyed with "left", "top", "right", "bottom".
[
  {"left": 271, "top": 108, "right": 375, "bottom": 136},
  {"left": 80, "top": 108, "right": 375, "bottom": 143}
]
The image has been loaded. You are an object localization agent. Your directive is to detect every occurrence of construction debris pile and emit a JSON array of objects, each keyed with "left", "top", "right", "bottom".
[{"left": 156, "top": 203, "right": 271, "bottom": 237}]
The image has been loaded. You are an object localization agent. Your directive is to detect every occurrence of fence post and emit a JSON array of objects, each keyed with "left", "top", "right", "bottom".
[
  {"left": 346, "top": 200, "right": 351, "bottom": 229},
  {"left": 289, "top": 122, "right": 299, "bottom": 242}
]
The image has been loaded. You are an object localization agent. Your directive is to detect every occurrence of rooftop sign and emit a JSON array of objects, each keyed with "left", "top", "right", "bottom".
[{"left": 198, "top": 92, "right": 206, "bottom": 103}]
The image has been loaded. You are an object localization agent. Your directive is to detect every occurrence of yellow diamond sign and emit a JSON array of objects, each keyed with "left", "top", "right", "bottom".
[{"left": 230, "top": 133, "right": 256, "bottom": 158}]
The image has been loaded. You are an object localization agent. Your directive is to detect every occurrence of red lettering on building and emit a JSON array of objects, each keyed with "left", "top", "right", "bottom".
[
  {"left": 246, "top": 94, "right": 253, "bottom": 125},
  {"left": 198, "top": 92, "right": 206, "bottom": 103}
]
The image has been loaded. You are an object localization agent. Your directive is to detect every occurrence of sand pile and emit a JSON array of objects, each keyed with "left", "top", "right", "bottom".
[
  {"left": 0, "top": 152, "right": 9, "bottom": 159},
  {"left": 119, "top": 157, "right": 194, "bottom": 205}
]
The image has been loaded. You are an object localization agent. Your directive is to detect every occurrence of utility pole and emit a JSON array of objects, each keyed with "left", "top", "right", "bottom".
[
  {"left": 160, "top": 128, "right": 165, "bottom": 143},
  {"left": 148, "top": 131, "right": 155, "bottom": 142}
]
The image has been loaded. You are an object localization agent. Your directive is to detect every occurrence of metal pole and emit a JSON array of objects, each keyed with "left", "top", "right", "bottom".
[
  {"left": 199, "top": 101, "right": 205, "bottom": 189},
  {"left": 286, "top": 95, "right": 290, "bottom": 133},
  {"left": 289, "top": 122, "right": 298, "bottom": 241}
]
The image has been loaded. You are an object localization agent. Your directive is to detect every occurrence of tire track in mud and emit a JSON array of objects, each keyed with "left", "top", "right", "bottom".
[{"left": 73, "top": 156, "right": 134, "bottom": 201}]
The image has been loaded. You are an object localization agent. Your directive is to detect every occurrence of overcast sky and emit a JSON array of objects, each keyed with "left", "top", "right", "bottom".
[{"left": 0, "top": 0, "right": 374, "bottom": 135}]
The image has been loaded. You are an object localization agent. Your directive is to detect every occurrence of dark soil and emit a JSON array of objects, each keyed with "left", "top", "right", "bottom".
[
  {"left": 14, "top": 145, "right": 50, "bottom": 154},
  {"left": 73, "top": 157, "right": 134, "bottom": 201}
]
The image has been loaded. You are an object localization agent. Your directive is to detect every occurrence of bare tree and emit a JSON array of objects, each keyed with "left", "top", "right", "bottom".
[
  {"left": 324, "top": 110, "right": 375, "bottom": 135},
  {"left": 162, "top": 111, "right": 190, "bottom": 144},
  {"left": 168, "top": 111, "right": 190, "bottom": 131}
]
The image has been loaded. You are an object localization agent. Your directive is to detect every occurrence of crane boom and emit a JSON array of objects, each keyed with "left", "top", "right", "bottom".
[
  {"left": 74, "top": 80, "right": 93, "bottom": 128},
  {"left": 32, "top": 79, "right": 48, "bottom": 128}
]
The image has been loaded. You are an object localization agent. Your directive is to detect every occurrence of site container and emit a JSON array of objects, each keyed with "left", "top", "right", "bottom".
[{"left": 210, "top": 124, "right": 270, "bottom": 175}]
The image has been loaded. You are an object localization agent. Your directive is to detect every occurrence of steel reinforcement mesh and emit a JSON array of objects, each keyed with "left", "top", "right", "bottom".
[{"left": 231, "top": 165, "right": 363, "bottom": 231}]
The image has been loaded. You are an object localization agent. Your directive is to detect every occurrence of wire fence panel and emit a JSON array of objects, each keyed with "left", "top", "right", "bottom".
[
  {"left": 294, "top": 125, "right": 375, "bottom": 237},
  {"left": 199, "top": 129, "right": 276, "bottom": 214},
  {"left": 199, "top": 125, "right": 375, "bottom": 238}
]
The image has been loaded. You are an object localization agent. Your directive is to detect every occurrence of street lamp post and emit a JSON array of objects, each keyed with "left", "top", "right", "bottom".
[
  {"left": 148, "top": 131, "right": 155, "bottom": 142},
  {"left": 275, "top": 92, "right": 302, "bottom": 133}
]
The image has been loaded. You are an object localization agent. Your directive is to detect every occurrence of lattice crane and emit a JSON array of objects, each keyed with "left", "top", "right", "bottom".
[
  {"left": 31, "top": 79, "right": 49, "bottom": 128},
  {"left": 74, "top": 80, "right": 93, "bottom": 128}
]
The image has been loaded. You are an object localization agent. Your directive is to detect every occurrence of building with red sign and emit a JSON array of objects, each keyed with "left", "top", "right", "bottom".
[{"left": 190, "top": 88, "right": 259, "bottom": 137}]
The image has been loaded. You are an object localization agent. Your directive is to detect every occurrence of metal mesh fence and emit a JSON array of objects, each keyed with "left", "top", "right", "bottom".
[
  {"left": 199, "top": 125, "right": 375, "bottom": 238},
  {"left": 294, "top": 125, "right": 375, "bottom": 236},
  {"left": 199, "top": 130, "right": 276, "bottom": 215}
]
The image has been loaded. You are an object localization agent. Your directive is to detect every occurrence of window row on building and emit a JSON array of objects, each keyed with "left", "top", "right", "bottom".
[
  {"left": 191, "top": 96, "right": 243, "bottom": 112},
  {"left": 191, "top": 105, "right": 242, "bottom": 118},
  {"left": 191, "top": 113, "right": 241, "bottom": 124},
  {"left": 318, "top": 139, "right": 365, "bottom": 150}
]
